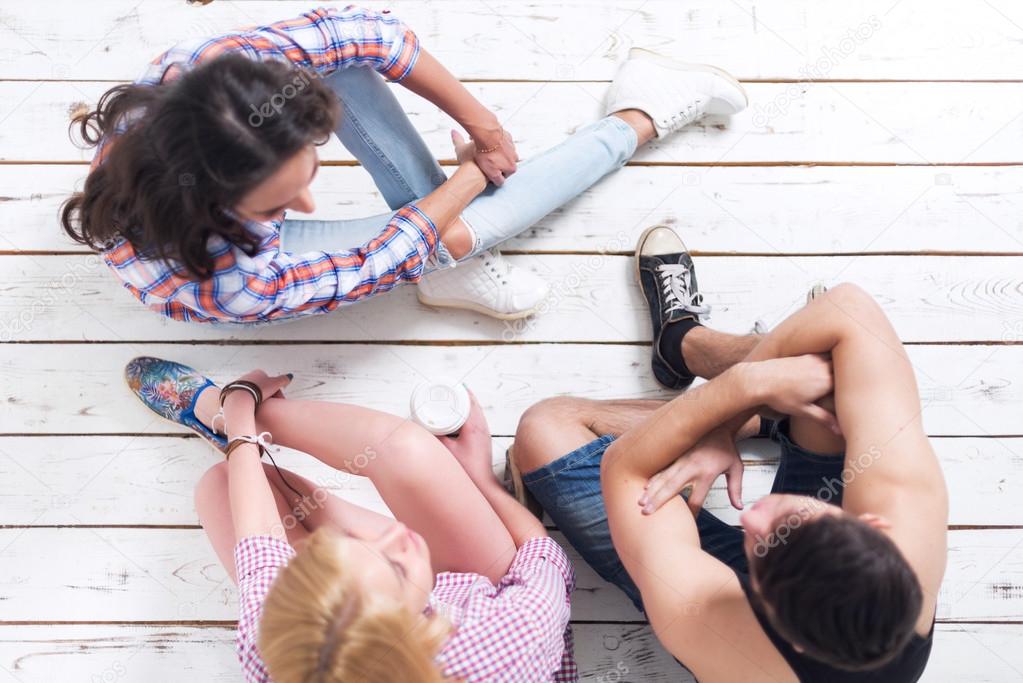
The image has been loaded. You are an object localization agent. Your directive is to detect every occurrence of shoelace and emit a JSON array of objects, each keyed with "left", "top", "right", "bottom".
[
  {"left": 481, "top": 249, "right": 510, "bottom": 285},
  {"left": 657, "top": 263, "right": 711, "bottom": 318},
  {"left": 663, "top": 99, "right": 705, "bottom": 132}
]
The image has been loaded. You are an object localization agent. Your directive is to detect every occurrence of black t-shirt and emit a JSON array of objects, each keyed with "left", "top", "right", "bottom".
[{"left": 735, "top": 572, "right": 935, "bottom": 682}]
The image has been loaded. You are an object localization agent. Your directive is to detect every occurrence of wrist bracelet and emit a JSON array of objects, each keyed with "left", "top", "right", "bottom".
[
  {"left": 211, "top": 380, "right": 265, "bottom": 441},
  {"left": 222, "top": 431, "right": 308, "bottom": 501},
  {"left": 475, "top": 129, "right": 505, "bottom": 154},
  {"left": 225, "top": 431, "right": 275, "bottom": 459}
]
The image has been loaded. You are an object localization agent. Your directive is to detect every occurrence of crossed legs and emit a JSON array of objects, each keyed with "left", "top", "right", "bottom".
[{"left": 195, "top": 397, "right": 517, "bottom": 584}]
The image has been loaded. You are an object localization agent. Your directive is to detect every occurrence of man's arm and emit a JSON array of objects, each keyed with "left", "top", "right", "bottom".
[
  {"left": 742, "top": 284, "right": 948, "bottom": 629},
  {"left": 599, "top": 364, "right": 804, "bottom": 681}
]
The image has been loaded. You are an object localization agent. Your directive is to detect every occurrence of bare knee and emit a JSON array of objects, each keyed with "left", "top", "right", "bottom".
[
  {"left": 826, "top": 283, "right": 885, "bottom": 319},
  {"left": 194, "top": 461, "right": 229, "bottom": 524},
  {"left": 822, "top": 283, "right": 894, "bottom": 338},
  {"left": 513, "top": 396, "right": 593, "bottom": 473}
]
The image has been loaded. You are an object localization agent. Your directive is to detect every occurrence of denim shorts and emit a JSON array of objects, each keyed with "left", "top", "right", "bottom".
[{"left": 520, "top": 419, "right": 846, "bottom": 612}]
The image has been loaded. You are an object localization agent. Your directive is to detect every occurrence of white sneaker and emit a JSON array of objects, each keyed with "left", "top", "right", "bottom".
[
  {"left": 417, "top": 250, "right": 550, "bottom": 320},
  {"left": 605, "top": 47, "right": 748, "bottom": 138}
]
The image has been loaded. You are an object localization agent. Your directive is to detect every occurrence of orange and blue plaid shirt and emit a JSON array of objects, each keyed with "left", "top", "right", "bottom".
[{"left": 92, "top": 6, "right": 437, "bottom": 323}]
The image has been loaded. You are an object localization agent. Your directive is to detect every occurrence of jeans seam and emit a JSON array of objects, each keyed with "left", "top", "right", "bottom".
[{"left": 341, "top": 98, "right": 417, "bottom": 204}]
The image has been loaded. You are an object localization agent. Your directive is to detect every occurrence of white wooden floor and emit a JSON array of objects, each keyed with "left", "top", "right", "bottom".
[{"left": 1, "top": 1, "right": 1022, "bottom": 680}]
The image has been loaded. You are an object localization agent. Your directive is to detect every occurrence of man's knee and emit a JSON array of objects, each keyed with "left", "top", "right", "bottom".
[{"left": 513, "top": 396, "right": 591, "bottom": 473}]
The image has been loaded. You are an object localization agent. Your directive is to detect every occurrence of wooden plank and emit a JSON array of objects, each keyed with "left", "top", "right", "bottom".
[
  {"left": 2, "top": 1, "right": 1022, "bottom": 81},
  {"left": 3, "top": 253, "right": 1023, "bottom": 343},
  {"left": 0, "top": 343, "right": 1018, "bottom": 437},
  {"left": 0, "top": 527, "right": 1018, "bottom": 622},
  {"left": 0, "top": 623, "right": 1018, "bottom": 683},
  {"left": 14, "top": 165, "right": 1023, "bottom": 255},
  {"left": 3, "top": 435, "right": 1018, "bottom": 527},
  {"left": 0, "top": 624, "right": 678, "bottom": 683},
  {"left": 9, "top": 80, "right": 1023, "bottom": 164}
]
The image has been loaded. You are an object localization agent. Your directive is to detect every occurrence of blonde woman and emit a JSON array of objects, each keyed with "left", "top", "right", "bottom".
[{"left": 125, "top": 357, "right": 575, "bottom": 682}]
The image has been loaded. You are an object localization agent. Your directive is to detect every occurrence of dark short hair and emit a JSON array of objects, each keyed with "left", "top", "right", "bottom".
[
  {"left": 62, "top": 53, "right": 340, "bottom": 279},
  {"left": 750, "top": 514, "right": 923, "bottom": 670}
]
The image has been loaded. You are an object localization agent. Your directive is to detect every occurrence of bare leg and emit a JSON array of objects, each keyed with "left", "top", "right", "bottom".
[
  {"left": 682, "top": 327, "right": 760, "bottom": 379},
  {"left": 198, "top": 396, "right": 516, "bottom": 583},
  {"left": 513, "top": 396, "right": 665, "bottom": 475}
]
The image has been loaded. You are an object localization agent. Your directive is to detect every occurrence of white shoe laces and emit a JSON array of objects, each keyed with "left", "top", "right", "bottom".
[
  {"left": 662, "top": 99, "right": 705, "bottom": 132},
  {"left": 480, "top": 249, "right": 511, "bottom": 285},
  {"left": 657, "top": 263, "right": 711, "bottom": 318}
]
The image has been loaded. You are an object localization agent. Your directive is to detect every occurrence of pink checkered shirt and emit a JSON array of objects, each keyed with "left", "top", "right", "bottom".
[{"left": 233, "top": 534, "right": 578, "bottom": 682}]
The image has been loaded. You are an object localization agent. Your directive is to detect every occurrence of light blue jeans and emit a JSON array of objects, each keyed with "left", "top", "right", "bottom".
[{"left": 279, "top": 67, "right": 638, "bottom": 268}]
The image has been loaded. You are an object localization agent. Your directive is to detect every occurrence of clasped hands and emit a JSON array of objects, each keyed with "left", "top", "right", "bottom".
[{"left": 639, "top": 354, "right": 840, "bottom": 516}]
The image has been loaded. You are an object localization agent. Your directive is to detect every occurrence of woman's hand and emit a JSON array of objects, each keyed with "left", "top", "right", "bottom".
[
  {"left": 456, "top": 126, "right": 519, "bottom": 186},
  {"left": 436, "top": 389, "right": 496, "bottom": 486},
  {"left": 473, "top": 128, "right": 518, "bottom": 186},
  {"left": 222, "top": 370, "right": 292, "bottom": 427},
  {"left": 638, "top": 427, "right": 745, "bottom": 516},
  {"left": 750, "top": 355, "right": 840, "bottom": 434}
]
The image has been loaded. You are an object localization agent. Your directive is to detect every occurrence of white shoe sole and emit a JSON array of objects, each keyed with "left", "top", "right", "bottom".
[
  {"left": 416, "top": 291, "right": 541, "bottom": 321},
  {"left": 634, "top": 224, "right": 692, "bottom": 284},
  {"left": 627, "top": 47, "right": 749, "bottom": 109}
]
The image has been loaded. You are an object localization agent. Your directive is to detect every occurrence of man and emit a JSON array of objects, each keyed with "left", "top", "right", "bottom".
[{"left": 510, "top": 226, "right": 947, "bottom": 682}]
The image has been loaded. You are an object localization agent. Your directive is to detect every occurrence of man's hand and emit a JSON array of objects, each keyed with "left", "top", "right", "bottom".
[
  {"left": 751, "top": 355, "right": 840, "bottom": 434},
  {"left": 436, "top": 389, "right": 496, "bottom": 485},
  {"left": 639, "top": 427, "right": 744, "bottom": 516}
]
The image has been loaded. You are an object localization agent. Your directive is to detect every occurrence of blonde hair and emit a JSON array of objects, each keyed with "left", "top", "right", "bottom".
[{"left": 258, "top": 528, "right": 452, "bottom": 683}]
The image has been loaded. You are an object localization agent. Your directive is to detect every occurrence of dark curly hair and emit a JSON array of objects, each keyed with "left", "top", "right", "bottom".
[
  {"left": 61, "top": 54, "right": 340, "bottom": 278},
  {"left": 750, "top": 513, "right": 923, "bottom": 671}
]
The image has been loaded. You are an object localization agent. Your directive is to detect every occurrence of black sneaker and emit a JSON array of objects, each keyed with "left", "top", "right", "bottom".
[{"left": 635, "top": 225, "right": 710, "bottom": 389}]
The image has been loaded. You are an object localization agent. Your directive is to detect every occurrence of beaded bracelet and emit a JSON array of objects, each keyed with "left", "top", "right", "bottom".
[{"left": 475, "top": 129, "right": 506, "bottom": 154}]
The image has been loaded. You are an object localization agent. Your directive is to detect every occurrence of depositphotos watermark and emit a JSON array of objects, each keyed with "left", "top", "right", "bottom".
[
  {"left": 270, "top": 446, "right": 379, "bottom": 536},
  {"left": 751, "top": 445, "right": 882, "bottom": 558},
  {"left": 248, "top": 69, "right": 319, "bottom": 128},
  {"left": 751, "top": 16, "right": 882, "bottom": 128}
]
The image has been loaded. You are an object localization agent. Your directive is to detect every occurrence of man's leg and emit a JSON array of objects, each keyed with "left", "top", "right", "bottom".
[
  {"left": 513, "top": 396, "right": 664, "bottom": 475},
  {"left": 511, "top": 397, "right": 663, "bottom": 612}
]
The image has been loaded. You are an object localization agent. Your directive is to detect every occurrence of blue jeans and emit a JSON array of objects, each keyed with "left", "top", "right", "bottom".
[
  {"left": 279, "top": 67, "right": 638, "bottom": 266},
  {"left": 520, "top": 419, "right": 847, "bottom": 613}
]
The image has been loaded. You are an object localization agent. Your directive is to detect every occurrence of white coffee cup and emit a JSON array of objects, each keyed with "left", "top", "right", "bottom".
[{"left": 409, "top": 379, "right": 471, "bottom": 435}]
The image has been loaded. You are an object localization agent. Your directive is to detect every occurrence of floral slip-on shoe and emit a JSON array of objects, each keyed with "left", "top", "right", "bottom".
[{"left": 124, "top": 356, "right": 227, "bottom": 451}]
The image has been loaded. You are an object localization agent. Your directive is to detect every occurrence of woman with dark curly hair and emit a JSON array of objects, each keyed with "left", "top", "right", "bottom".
[{"left": 61, "top": 6, "right": 747, "bottom": 324}]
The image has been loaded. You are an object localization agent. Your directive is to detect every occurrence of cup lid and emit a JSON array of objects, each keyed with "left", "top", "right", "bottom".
[{"left": 410, "top": 380, "right": 470, "bottom": 435}]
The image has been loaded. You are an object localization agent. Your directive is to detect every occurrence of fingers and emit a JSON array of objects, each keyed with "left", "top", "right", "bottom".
[
  {"left": 451, "top": 129, "right": 466, "bottom": 146},
  {"left": 486, "top": 167, "right": 506, "bottom": 187},
  {"left": 799, "top": 402, "right": 842, "bottom": 435},
  {"left": 685, "top": 478, "right": 712, "bottom": 518},
  {"left": 640, "top": 462, "right": 690, "bottom": 514},
  {"left": 266, "top": 373, "right": 293, "bottom": 400},
  {"left": 725, "top": 459, "right": 744, "bottom": 510}
]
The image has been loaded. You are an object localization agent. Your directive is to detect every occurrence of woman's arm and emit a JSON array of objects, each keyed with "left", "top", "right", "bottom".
[
  {"left": 222, "top": 373, "right": 295, "bottom": 542},
  {"left": 438, "top": 393, "right": 547, "bottom": 547},
  {"left": 400, "top": 50, "right": 518, "bottom": 185}
]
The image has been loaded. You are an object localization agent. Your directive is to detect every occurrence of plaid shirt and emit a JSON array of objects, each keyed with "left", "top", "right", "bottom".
[
  {"left": 91, "top": 6, "right": 438, "bottom": 323},
  {"left": 234, "top": 535, "right": 578, "bottom": 682}
]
